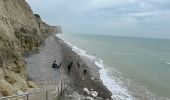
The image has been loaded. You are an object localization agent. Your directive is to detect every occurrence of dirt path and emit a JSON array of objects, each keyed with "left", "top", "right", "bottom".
[{"left": 25, "top": 35, "right": 65, "bottom": 88}]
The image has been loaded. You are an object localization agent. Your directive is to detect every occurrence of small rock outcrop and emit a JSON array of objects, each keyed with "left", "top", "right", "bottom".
[{"left": 0, "top": 0, "right": 60, "bottom": 96}]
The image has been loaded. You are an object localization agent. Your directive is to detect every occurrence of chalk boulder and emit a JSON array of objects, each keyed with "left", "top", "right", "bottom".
[
  {"left": 83, "top": 87, "right": 91, "bottom": 95},
  {"left": 91, "top": 91, "right": 98, "bottom": 97}
]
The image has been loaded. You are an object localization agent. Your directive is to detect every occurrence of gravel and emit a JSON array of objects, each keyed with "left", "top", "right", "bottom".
[{"left": 25, "top": 35, "right": 66, "bottom": 88}]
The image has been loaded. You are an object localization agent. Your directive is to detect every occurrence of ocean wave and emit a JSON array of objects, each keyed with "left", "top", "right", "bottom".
[
  {"left": 166, "top": 61, "right": 170, "bottom": 65},
  {"left": 95, "top": 60, "right": 133, "bottom": 100},
  {"left": 56, "top": 34, "right": 134, "bottom": 100}
]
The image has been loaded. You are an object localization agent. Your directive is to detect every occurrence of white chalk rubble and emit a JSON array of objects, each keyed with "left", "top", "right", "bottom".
[{"left": 83, "top": 87, "right": 98, "bottom": 98}]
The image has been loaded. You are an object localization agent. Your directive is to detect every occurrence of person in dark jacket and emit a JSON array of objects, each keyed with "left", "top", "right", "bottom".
[
  {"left": 77, "top": 61, "right": 80, "bottom": 68},
  {"left": 83, "top": 69, "right": 87, "bottom": 75},
  {"left": 68, "top": 63, "right": 71, "bottom": 74},
  {"left": 70, "top": 62, "right": 73, "bottom": 67},
  {"left": 68, "top": 62, "right": 73, "bottom": 74},
  {"left": 52, "top": 61, "right": 58, "bottom": 68}
]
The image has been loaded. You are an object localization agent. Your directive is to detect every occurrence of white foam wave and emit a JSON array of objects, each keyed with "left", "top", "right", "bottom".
[
  {"left": 56, "top": 34, "right": 96, "bottom": 60},
  {"left": 72, "top": 46, "right": 96, "bottom": 60},
  {"left": 95, "top": 60, "right": 133, "bottom": 100},
  {"left": 56, "top": 34, "right": 134, "bottom": 100},
  {"left": 166, "top": 61, "right": 170, "bottom": 65}
]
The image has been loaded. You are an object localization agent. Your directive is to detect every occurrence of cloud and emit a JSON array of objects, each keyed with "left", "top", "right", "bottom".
[
  {"left": 27, "top": 0, "right": 170, "bottom": 18},
  {"left": 26, "top": 0, "right": 170, "bottom": 39}
]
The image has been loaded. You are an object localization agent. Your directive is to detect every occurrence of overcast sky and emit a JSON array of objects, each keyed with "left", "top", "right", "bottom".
[{"left": 27, "top": 0, "right": 170, "bottom": 39}]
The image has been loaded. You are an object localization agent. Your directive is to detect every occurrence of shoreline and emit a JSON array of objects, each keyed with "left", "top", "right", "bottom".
[
  {"left": 55, "top": 34, "right": 170, "bottom": 100},
  {"left": 25, "top": 34, "right": 170, "bottom": 100},
  {"left": 54, "top": 35, "right": 113, "bottom": 99},
  {"left": 25, "top": 34, "right": 112, "bottom": 99}
]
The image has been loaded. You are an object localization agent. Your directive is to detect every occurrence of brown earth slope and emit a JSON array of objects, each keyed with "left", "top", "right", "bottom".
[{"left": 0, "top": 0, "right": 59, "bottom": 96}]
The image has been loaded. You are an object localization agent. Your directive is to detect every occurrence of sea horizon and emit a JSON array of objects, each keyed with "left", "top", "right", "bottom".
[{"left": 63, "top": 33, "right": 170, "bottom": 41}]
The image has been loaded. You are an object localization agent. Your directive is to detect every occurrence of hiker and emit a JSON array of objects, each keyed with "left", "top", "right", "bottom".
[
  {"left": 77, "top": 61, "right": 80, "bottom": 68},
  {"left": 68, "top": 63, "right": 71, "bottom": 74},
  {"left": 70, "top": 62, "right": 73, "bottom": 67},
  {"left": 52, "top": 61, "right": 58, "bottom": 68},
  {"left": 68, "top": 62, "right": 73, "bottom": 74},
  {"left": 83, "top": 69, "right": 87, "bottom": 75}
]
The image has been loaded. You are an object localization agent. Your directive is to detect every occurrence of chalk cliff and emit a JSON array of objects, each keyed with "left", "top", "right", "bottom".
[{"left": 0, "top": 0, "right": 59, "bottom": 96}]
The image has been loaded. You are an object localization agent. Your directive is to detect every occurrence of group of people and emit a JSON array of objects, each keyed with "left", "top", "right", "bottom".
[
  {"left": 52, "top": 60, "right": 87, "bottom": 75},
  {"left": 52, "top": 61, "right": 61, "bottom": 69}
]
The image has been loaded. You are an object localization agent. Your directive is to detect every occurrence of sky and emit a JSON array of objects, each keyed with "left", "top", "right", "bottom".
[{"left": 26, "top": 0, "right": 170, "bottom": 39}]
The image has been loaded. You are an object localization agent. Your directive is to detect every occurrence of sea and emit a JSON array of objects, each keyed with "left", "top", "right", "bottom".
[{"left": 56, "top": 33, "right": 170, "bottom": 100}]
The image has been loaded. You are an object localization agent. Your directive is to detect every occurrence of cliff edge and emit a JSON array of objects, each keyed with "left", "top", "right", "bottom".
[{"left": 0, "top": 0, "right": 60, "bottom": 96}]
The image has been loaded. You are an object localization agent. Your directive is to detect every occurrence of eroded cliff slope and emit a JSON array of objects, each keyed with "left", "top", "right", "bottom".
[{"left": 0, "top": 0, "right": 58, "bottom": 96}]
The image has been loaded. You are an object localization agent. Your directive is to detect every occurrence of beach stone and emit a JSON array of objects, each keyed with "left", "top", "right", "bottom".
[
  {"left": 95, "top": 97, "right": 103, "bottom": 100},
  {"left": 65, "top": 92, "right": 81, "bottom": 100},
  {"left": 17, "top": 90, "right": 24, "bottom": 95},
  {"left": 27, "top": 81, "right": 37, "bottom": 88},
  {"left": 83, "top": 87, "right": 91, "bottom": 95},
  {"left": 84, "top": 96, "right": 94, "bottom": 100},
  {"left": 91, "top": 91, "right": 98, "bottom": 97},
  {"left": 91, "top": 77, "right": 95, "bottom": 80}
]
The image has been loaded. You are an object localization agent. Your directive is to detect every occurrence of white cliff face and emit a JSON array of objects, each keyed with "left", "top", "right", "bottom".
[
  {"left": 56, "top": 26, "right": 62, "bottom": 33},
  {"left": 0, "top": 0, "right": 59, "bottom": 96}
]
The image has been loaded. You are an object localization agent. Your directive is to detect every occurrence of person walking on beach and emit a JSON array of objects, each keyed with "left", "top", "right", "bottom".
[
  {"left": 83, "top": 69, "right": 87, "bottom": 75},
  {"left": 68, "top": 63, "right": 71, "bottom": 74},
  {"left": 77, "top": 60, "right": 80, "bottom": 68},
  {"left": 68, "top": 62, "right": 73, "bottom": 74},
  {"left": 70, "top": 62, "right": 73, "bottom": 67}
]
